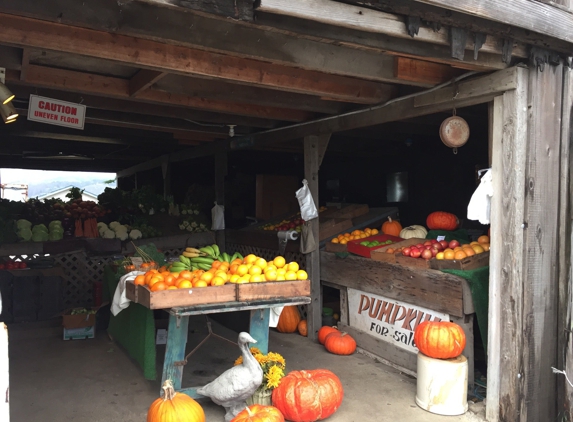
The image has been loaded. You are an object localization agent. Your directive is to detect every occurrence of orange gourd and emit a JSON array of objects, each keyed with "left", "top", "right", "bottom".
[
  {"left": 426, "top": 211, "right": 459, "bottom": 231},
  {"left": 231, "top": 405, "right": 284, "bottom": 422},
  {"left": 381, "top": 217, "right": 402, "bottom": 236},
  {"left": 318, "top": 326, "right": 338, "bottom": 345},
  {"left": 324, "top": 331, "right": 356, "bottom": 355},
  {"left": 147, "top": 380, "right": 205, "bottom": 422},
  {"left": 276, "top": 306, "right": 301, "bottom": 333},
  {"left": 414, "top": 321, "right": 466, "bottom": 359},
  {"left": 297, "top": 320, "right": 308, "bottom": 337}
]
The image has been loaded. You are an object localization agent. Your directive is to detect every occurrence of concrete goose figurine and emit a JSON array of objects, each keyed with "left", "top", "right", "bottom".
[{"left": 197, "top": 332, "right": 263, "bottom": 422}]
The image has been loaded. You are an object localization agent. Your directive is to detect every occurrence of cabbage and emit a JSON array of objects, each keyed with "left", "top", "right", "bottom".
[
  {"left": 32, "top": 231, "right": 49, "bottom": 242},
  {"left": 32, "top": 224, "right": 48, "bottom": 234},
  {"left": 50, "top": 226, "right": 64, "bottom": 235},
  {"left": 17, "top": 228, "right": 32, "bottom": 241},
  {"left": 17, "top": 219, "right": 32, "bottom": 230},
  {"left": 49, "top": 231, "right": 63, "bottom": 241},
  {"left": 49, "top": 220, "right": 62, "bottom": 230}
]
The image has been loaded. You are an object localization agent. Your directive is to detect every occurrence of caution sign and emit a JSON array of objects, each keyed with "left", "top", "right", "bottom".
[{"left": 28, "top": 95, "right": 86, "bottom": 130}]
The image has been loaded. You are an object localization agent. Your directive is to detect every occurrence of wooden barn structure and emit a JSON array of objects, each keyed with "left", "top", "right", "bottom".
[{"left": 0, "top": 0, "right": 572, "bottom": 420}]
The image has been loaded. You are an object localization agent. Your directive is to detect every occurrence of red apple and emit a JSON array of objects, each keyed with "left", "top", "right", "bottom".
[
  {"left": 402, "top": 247, "right": 411, "bottom": 256},
  {"left": 430, "top": 239, "right": 439, "bottom": 244},
  {"left": 423, "top": 240, "right": 433, "bottom": 246},
  {"left": 410, "top": 247, "right": 421, "bottom": 258},
  {"left": 415, "top": 243, "right": 425, "bottom": 249},
  {"left": 449, "top": 240, "right": 460, "bottom": 249},
  {"left": 439, "top": 240, "right": 449, "bottom": 249},
  {"left": 421, "top": 249, "right": 433, "bottom": 260},
  {"left": 433, "top": 243, "right": 444, "bottom": 251},
  {"left": 424, "top": 245, "right": 433, "bottom": 250},
  {"left": 430, "top": 247, "right": 439, "bottom": 257}
]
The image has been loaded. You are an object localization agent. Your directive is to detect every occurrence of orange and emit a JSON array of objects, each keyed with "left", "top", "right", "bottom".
[
  {"left": 229, "top": 264, "right": 240, "bottom": 274},
  {"left": 231, "top": 258, "right": 243, "bottom": 266},
  {"left": 236, "top": 277, "right": 250, "bottom": 284},
  {"left": 436, "top": 252, "right": 445, "bottom": 260},
  {"left": 179, "top": 270, "right": 193, "bottom": 280},
  {"left": 454, "top": 250, "right": 467, "bottom": 260},
  {"left": 364, "top": 228, "right": 372, "bottom": 234},
  {"left": 250, "top": 274, "right": 264, "bottom": 283},
  {"left": 194, "top": 280, "right": 208, "bottom": 288},
  {"left": 211, "top": 276, "right": 226, "bottom": 286},
  {"left": 371, "top": 229, "right": 379, "bottom": 235},
  {"left": 285, "top": 271, "right": 297, "bottom": 281},
  {"left": 244, "top": 254, "right": 257, "bottom": 265},
  {"left": 200, "top": 272, "right": 214, "bottom": 283},
  {"left": 478, "top": 235, "right": 490, "bottom": 244},
  {"left": 249, "top": 266, "right": 262, "bottom": 276},
  {"left": 481, "top": 243, "right": 491, "bottom": 251},
  {"left": 242, "top": 274, "right": 251, "bottom": 282},
  {"left": 144, "top": 272, "right": 154, "bottom": 284},
  {"left": 193, "top": 269, "right": 205, "bottom": 276},
  {"left": 339, "top": 239, "right": 348, "bottom": 245},
  {"left": 471, "top": 244, "right": 485, "bottom": 254},
  {"left": 178, "top": 280, "right": 192, "bottom": 289},
  {"left": 264, "top": 270, "right": 277, "bottom": 281},
  {"left": 463, "top": 247, "right": 475, "bottom": 257},
  {"left": 352, "top": 230, "right": 361, "bottom": 236},
  {"left": 276, "top": 274, "right": 286, "bottom": 281},
  {"left": 158, "top": 266, "right": 167, "bottom": 273},
  {"left": 287, "top": 262, "right": 300, "bottom": 273},
  {"left": 296, "top": 270, "right": 308, "bottom": 280},
  {"left": 160, "top": 271, "right": 171, "bottom": 278},
  {"left": 150, "top": 282, "right": 167, "bottom": 292},
  {"left": 277, "top": 268, "right": 287, "bottom": 276},
  {"left": 170, "top": 272, "right": 180, "bottom": 278},
  {"left": 331, "top": 238, "right": 340, "bottom": 244},
  {"left": 254, "top": 258, "right": 267, "bottom": 269},
  {"left": 273, "top": 256, "right": 286, "bottom": 269},
  {"left": 264, "top": 264, "right": 277, "bottom": 273},
  {"left": 134, "top": 275, "right": 146, "bottom": 285},
  {"left": 148, "top": 276, "right": 163, "bottom": 287},
  {"left": 237, "top": 265, "right": 249, "bottom": 276},
  {"left": 167, "top": 286, "right": 178, "bottom": 290},
  {"left": 229, "top": 274, "right": 240, "bottom": 283},
  {"left": 164, "top": 275, "right": 177, "bottom": 286},
  {"left": 211, "top": 260, "right": 222, "bottom": 270},
  {"left": 444, "top": 250, "right": 455, "bottom": 260}
]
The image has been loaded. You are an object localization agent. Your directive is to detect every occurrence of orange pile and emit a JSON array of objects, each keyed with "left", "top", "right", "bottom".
[
  {"left": 436, "top": 235, "right": 490, "bottom": 260},
  {"left": 330, "top": 228, "right": 379, "bottom": 245},
  {"left": 134, "top": 255, "right": 308, "bottom": 291}
]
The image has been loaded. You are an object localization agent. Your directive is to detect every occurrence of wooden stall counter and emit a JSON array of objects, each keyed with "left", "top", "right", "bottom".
[{"left": 320, "top": 251, "right": 476, "bottom": 387}]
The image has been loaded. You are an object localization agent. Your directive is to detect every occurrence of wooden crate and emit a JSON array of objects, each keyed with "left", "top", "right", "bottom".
[
  {"left": 323, "top": 203, "right": 369, "bottom": 220},
  {"left": 430, "top": 251, "right": 490, "bottom": 270},
  {"left": 237, "top": 279, "right": 310, "bottom": 301},
  {"left": 370, "top": 238, "right": 426, "bottom": 263},
  {"left": 394, "top": 254, "right": 432, "bottom": 269},
  {"left": 125, "top": 280, "right": 138, "bottom": 303},
  {"left": 135, "top": 283, "right": 237, "bottom": 309},
  {"left": 324, "top": 242, "right": 348, "bottom": 253},
  {"left": 319, "top": 218, "right": 353, "bottom": 241}
]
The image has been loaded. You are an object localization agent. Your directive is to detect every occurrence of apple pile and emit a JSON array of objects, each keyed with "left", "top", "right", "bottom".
[
  {"left": 56, "top": 199, "right": 109, "bottom": 220},
  {"left": 387, "top": 239, "right": 461, "bottom": 261}
]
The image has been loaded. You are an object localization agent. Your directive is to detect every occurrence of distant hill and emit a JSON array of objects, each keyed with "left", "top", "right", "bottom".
[{"left": 28, "top": 180, "right": 116, "bottom": 199}]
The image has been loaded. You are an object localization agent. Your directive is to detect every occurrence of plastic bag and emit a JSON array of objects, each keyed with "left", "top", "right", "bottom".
[
  {"left": 211, "top": 202, "right": 225, "bottom": 230},
  {"left": 295, "top": 179, "right": 319, "bottom": 221},
  {"left": 300, "top": 221, "right": 317, "bottom": 254}
]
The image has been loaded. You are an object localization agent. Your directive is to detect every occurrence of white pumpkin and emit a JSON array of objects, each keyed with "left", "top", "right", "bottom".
[{"left": 399, "top": 225, "right": 428, "bottom": 239}]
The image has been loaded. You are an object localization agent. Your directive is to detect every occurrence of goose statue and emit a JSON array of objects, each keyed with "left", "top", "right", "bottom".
[{"left": 197, "top": 332, "right": 263, "bottom": 421}]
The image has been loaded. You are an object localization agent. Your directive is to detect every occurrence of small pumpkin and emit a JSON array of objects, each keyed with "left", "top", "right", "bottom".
[
  {"left": 318, "top": 326, "right": 338, "bottom": 345},
  {"left": 272, "top": 369, "right": 343, "bottom": 422},
  {"left": 399, "top": 225, "right": 428, "bottom": 239},
  {"left": 381, "top": 217, "right": 402, "bottom": 236},
  {"left": 276, "top": 306, "right": 301, "bottom": 333},
  {"left": 147, "top": 380, "right": 205, "bottom": 422},
  {"left": 426, "top": 211, "right": 459, "bottom": 231},
  {"left": 297, "top": 320, "right": 308, "bottom": 337},
  {"left": 324, "top": 331, "right": 356, "bottom": 355},
  {"left": 231, "top": 405, "right": 284, "bottom": 422},
  {"left": 414, "top": 321, "right": 466, "bottom": 359}
]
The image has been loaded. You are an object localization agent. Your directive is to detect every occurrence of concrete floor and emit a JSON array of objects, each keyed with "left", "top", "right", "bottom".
[{"left": 8, "top": 317, "right": 485, "bottom": 422}]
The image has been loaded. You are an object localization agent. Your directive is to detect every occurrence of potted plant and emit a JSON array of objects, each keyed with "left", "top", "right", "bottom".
[{"left": 234, "top": 347, "right": 286, "bottom": 406}]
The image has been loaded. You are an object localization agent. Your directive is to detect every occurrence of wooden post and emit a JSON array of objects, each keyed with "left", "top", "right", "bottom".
[
  {"left": 215, "top": 150, "right": 227, "bottom": 253},
  {"left": 161, "top": 315, "right": 189, "bottom": 393},
  {"left": 0, "top": 324, "right": 8, "bottom": 422},
  {"left": 488, "top": 68, "right": 529, "bottom": 422},
  {"left": 303, "top": 134, "right": 330, "bottom": 341}
]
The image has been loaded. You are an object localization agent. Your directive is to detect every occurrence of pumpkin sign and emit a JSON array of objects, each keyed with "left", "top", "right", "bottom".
[
  {"left": 147, "top": 380, "right": 205, "bottom": 422},
  {"left": 318, "top": 326, "right": 338, "bottom": 345},
  {"left": 272, "top": 369, "right": 344, "bottom": 422},
  {"left": 381, "top": 217, "right": 402, "bottom": 236},
  {"left": 426, "top": 211, "right": 459, "bottom": 231},
  {"left": 297, "top": 320, "right": 308, "bottom": 337},
  {"left": 231, "top": 405, "right": 284, "bottom": 422},
  {"left": 414, "top": 321, "right": 466, "bottom": 359},
  {"left": 324, "top": 331, "right": 356, "bottom": 355},
  {"left": 399, "top": 225, "right": 428, "bottom": 239},
  {"left": 276, "top": 306, "right": 301, "bottom": 333}
]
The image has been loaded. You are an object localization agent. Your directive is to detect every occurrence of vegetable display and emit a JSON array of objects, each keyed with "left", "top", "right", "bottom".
[
  {"left": 414, "top": 321, "right": 467, "bottom": 359},
  {"left": 381, "top": 217, "right": 402, "bottom": 236},
  {"left": 147, "top": 380, "right": 205, "bottom": 422},
  {"left": 330, "top": 227, "right": 379, "bottom": 245},
  {"left": 426, "top": 211, "right": 459, "bottom": 231},
  {"left": 272, "top": 369, "right": 344, "bottom": 422},
  {"left": 324, "top": 331, "right": 357, "bottom": 355},
  {"left": 276, "top": 306, "right": 301, "bottom": 334}
]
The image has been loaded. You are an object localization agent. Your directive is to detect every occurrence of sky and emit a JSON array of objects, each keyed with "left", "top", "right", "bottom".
[{"left": 0, "top": 169, "right": 116, "bottom": 184}]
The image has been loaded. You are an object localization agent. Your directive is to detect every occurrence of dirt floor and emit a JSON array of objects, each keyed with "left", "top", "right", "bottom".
[{"left": 8, "top": 317, "right": 485, "bottom": 421}]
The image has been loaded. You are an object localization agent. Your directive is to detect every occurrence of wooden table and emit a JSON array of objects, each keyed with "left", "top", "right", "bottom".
[{"left": 161, "top": 296, "right": 311, "bottom": 398}]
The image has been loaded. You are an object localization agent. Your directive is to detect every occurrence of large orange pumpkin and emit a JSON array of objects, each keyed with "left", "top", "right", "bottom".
[
  {"left": 272, "top": 369, "right": 344, "bottom": 422},
  {"left": 231, "top": 405, "right": 284, "bottom": 422},
  {"left": 381, "top": 217, "right": 402, "bottom": 236},
  {"left": 318, "top": 326, "right": 338, "bottom": 345},
  {"left": 147, "top": 380, "right": 205, "bottom": 422},
  {"left": 324, "top": 331, "right": 356, "bottom": 355},
  {"left": 276, "top": 306, "right": 301, "bottom": 333},
  {"left": 414, "top": 321, "right": 466, "bottom": 359},
  {"left": 426, "top": 211, "right": 459, "bottom": 231}
]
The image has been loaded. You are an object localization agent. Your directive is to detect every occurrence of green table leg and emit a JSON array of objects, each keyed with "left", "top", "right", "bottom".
[
  {"left": 249, "top": 308, "right": 270, "bottom": 354},
  {"left": 161, "top": 314, "right": 189, "bottom": 394}
]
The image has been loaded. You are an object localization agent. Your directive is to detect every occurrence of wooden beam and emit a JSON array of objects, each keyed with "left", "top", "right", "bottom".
[
  {"left": 7, "top": 66, "right": 313, "bottom": 122},
  {"left": 19, "top": 48, "right": 30, "bottom": 81},
  {"left": 129, "top": 69, "right": 167, "bottom": 96},
  {"left": 394, "top": 57, "right": 462, "bottom": 85},
  {"left": 354, "top": 0, "right": 573, "bottom": 54},
  {"left": 117, "top": 154, "right": 170, "bottom": 178},
  {"left": 230, "top": 67, "right": 520, "bottom": 148},
  {"left": 257, "top": 0, "right": 527, "bottom": 60},
  {"left": 146, "top": 0, "right": 254, "bottom": 21},
  {"left": 0, "top": 13, "right": 395, "bottom": 104},
  {"left": 411, "top": 0, "right": 573, "bottom": 45}
]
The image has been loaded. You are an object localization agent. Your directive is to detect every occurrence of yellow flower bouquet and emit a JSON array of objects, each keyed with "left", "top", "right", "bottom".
[{"left": 235, "top": 347, "right": 286, "bottom": 392}]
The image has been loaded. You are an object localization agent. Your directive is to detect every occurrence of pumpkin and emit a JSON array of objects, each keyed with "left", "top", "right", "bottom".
[
  {"left": 324, "top": 331, "right": 356, "bottom": 355},
  {"left": 399, "top": 225, "right": 428, "bottom": 239},
  {"left": 318, "top": 326, "right": 338, "bottom": 345},
  {"left": 381, "top": 217, "right": 402, "bottom": 236},
  {"left": 276, "top": 306, "right": 301, "bottom": 333},
  {"left": 414, "top": 321, "right": 466, "bottom": 359},
  {"left": 272, "top": 369, "right": 343, "bottom": 422},
  {"left": 426, "top": 211, "right": 459, "bottom": 231},
  {"left": 231, "top": 405, "right": 284, "bottom": 422},
  {"left": 297, "top": 320, "right": 308, "bottom": 337},
  {"left": 147, "top": 380, "right": 205, "bottom": 422}
]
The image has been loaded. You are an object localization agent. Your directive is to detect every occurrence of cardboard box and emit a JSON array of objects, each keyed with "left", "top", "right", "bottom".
[
  {"left": 62, "top": 308, "right": 97, "bottom": 340},
  {"left": 135, "top": 283, "right": 237, "bottom": 309},
  {"left": 324, "top": 242, "right": 348, "bottom": 253},
  {"left": 63, "top": 326, "right": 95, "bottom": 340},
  {"left": 347, "top": 234, "right": 403, "bottom": 258},
  {"left": 429, "top": 251, "right": 490, "bottom": 270}
]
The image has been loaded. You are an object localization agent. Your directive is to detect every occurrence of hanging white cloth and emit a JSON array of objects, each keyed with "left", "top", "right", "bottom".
[
  {"left": 467, "top": 169, "right": 493, "bottom": 225},
  {"left": 111, "top": 271, "right": 144, "bottom": 316},
  {"left": 269, "top": 306, "right": 284, "bottom": 328}
]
